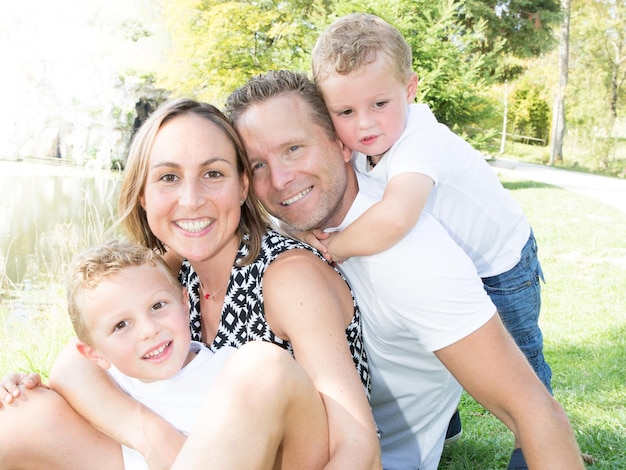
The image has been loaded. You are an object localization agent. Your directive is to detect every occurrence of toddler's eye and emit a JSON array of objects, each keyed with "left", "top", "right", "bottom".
[
  {"left": 374, "top": 101, "right": 387, "bottom": 109},
  {"left": 113, "top": 320, "right": 129, "bottom": 331}
]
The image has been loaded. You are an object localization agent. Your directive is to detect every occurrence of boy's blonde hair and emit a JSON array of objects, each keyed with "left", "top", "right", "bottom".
[
  {"left": 67, "top": 239, "right": 181, "bottom": 345},
  {"left": 312, "top": 13, "right": 413, "bottom": 85}
]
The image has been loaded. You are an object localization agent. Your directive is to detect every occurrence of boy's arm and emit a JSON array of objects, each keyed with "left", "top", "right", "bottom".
[
  {"left": 49, "top": 338, "right": 186, "bottom": 468},
  {"left": 325, "top": 172, "right": 433, "bottom": 259}
]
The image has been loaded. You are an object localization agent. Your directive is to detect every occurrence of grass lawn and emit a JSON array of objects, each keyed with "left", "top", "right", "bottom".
[
  {"left": 1, "top": 169, "right": 625, "bottom": 469},
  {"left": 440, "top": 175, "right": 626, "bottom": 469}
]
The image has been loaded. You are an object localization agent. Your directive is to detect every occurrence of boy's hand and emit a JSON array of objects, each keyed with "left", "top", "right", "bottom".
[
  {"left": 323, "top": 232, "right": 349, "bottom": 264},
  {"left": 1, "top": 372, "right": 46, "bottom": 406},
  {"left": 287, "top": 229, "right": 332, "bottom": 262}
]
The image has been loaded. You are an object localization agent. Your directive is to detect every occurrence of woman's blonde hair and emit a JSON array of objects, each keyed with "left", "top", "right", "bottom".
[{"left": 116, "top": 99, "right": 268, "bottom": 265}]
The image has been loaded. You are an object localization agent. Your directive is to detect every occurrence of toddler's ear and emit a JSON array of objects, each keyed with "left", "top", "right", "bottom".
[
  {"left": 407, "top": 73, "right": 418, "bottom": 103},
  {"left": 76, "top": 341, "right": 111, "bottom": 370}
]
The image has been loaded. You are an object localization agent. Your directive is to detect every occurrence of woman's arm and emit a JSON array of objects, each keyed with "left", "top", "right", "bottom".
[
  {"left": 49, "top": 338, "right": 186, "bottom": 469},
  {"left": 263, "top": 250, "right": 381, "bottom": 470},
  {"left": 435, "top": 314, "right": 584, "bottom": 470},
  {"left": 324, "top": 172, "right": 433, "bottom": 261}
]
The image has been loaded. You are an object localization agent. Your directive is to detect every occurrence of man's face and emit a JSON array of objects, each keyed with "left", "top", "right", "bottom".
[{"left": 235, "top": 94, "right": 352, "bottom": 231}]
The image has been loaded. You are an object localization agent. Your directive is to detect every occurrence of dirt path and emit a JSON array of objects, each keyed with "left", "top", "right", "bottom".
[{"left": 489, "top": 159, "right": 626, "bottom": 215}]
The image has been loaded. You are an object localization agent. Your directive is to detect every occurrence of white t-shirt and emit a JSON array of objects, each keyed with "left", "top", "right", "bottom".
[
  {"left": 328, "top": 174, "right": 495, "bottom": 470},
  {"left": 352, "top": 103, "right": 530, "bottom": 277},
  {"left": 108, "top": 341, "right": 236, "bottom": 469}
]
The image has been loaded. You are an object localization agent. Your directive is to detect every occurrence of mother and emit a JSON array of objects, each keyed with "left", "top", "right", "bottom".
[{"left": 0, "top": 100, "right": 380, "bottom": 469}]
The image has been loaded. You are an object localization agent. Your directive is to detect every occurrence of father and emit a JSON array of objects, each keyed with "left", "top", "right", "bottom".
[{"left": 224, "top": 70, "right": 583, "bottom": 470}]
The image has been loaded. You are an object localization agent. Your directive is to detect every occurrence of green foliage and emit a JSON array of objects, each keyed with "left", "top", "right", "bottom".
[
  {"left": 160, "top": 0, "right": 331, "bottom": 105},
  {"left": 509, "top": 80, "right": 551, "bottom": 144},
  {"left": 156, "top": 0, "right": 559, "bottom": 128},
  {"left": 462, "top": 0, "right": 561, "bottom": 58}
]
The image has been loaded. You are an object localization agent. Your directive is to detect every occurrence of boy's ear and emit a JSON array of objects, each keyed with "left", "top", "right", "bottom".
[
  {"left": 76, "top": 341, "right": 111, "bottom": 370},
  {"left": 406, "top": 73, "right": 418, "bottom": 103}
]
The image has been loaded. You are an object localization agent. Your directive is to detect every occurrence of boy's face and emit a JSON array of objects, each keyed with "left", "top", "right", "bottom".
[
  {"left": 318, "top": 57, "right": 417, "bottom": 160},
  {"left": 76, "top": 263, "right": 192, "bottom": 382}
]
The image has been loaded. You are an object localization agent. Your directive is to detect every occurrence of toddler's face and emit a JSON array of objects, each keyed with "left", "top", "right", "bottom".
[{"left": 318, "top": 57, "right": 416, "bottom": 160}]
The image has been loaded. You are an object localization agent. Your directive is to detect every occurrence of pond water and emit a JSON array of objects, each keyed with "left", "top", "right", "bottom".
[{"left": 0, "top": 161, "right": 121, "bottom": 287}]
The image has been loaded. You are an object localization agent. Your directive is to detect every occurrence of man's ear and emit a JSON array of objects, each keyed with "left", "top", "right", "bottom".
[
  {"left": 338, "top": 139, "right": 353, "bottom": 163},
  {"left": 76, "top": 341, "right": 111, "bottom": 370}
]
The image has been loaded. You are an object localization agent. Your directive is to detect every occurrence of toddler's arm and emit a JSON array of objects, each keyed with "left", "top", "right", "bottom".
[{"left": 325, "top": 172, "right": 434, "bottom": 259}]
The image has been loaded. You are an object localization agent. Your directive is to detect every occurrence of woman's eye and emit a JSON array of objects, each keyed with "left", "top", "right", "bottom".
[
  {"left": 205, "top": 170, "right": 223, "bottom": 178},
  {"left": 159, "top": 173, "right": 178, "bottom": 182},
  {"left": 113, "top": 320, "right": 129, "bottom": 331}
]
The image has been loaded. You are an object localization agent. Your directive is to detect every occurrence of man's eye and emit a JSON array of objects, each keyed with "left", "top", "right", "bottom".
[
  {"left": 288, "top": 145, "right": 300, "bottom": 153},
  {"left": 252, "top": 162, "right": 266, "bottom": 172}
]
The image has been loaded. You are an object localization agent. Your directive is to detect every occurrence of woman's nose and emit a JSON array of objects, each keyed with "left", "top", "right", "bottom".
[{"left": 179, "top": 178, "right": 207, "bottom": 209}]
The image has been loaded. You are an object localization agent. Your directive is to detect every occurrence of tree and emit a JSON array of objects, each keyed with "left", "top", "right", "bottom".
[
  {"left": 550, "top": 0, "right": 570, "bottom": 165},
  {"left": 567, "top": 0, "right": 626, "bottom": 167},
  {"left": 160, "top": 0, "right": 331, "bottom": 104}
]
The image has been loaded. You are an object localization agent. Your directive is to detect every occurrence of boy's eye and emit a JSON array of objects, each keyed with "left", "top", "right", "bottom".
[
  {"left": 113, "top": 320, "right": 129, "bottom": 331},
  {"left": 374, "top": 101, "right": 387, "bottom": 109},
  {"left": 152, "top": 301, "right": 166, "bottom": 311}
]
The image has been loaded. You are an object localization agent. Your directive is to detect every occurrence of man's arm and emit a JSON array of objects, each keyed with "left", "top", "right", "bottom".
[
  {"left": 263, "top": 249, "right": 381, "bottom": 470},
  {"left": 324, "top": 172, "right": 433, "bottom": 261},
  {"left": 49, "top": 339, "right": 186, "bottom": 469},
  {"left": 435, "top": 314, "right": 584, "bottom": 470}
]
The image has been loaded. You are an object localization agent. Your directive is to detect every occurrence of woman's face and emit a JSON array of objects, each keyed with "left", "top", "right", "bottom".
[{"left": 140, "top": 113, "right": 248, "bottom": 264}]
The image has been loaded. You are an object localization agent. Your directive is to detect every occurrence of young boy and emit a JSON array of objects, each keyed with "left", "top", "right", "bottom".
[
  {"left": 67, "top": 239, "right": 236, "bottom": 469},
  {"left": 310, "top": 12, "right": 551, "bottom": 466}
]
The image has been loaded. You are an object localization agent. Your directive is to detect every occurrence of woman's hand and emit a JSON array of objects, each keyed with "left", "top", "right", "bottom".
[{"left": 1, "top": 372, "right": 47, "bottom": 406}]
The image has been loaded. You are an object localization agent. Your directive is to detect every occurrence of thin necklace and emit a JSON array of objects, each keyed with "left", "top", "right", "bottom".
[
  {"left": 199, "top": 277, "right": 229, "bottom": 300},
  {"left": 367, "top": 155, "right": 377, "bottom": 168}
]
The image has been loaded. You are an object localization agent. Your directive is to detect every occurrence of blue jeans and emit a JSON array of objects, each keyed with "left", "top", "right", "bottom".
[{"left": 481, "top": 230, "right": 553, "bottom": 394}]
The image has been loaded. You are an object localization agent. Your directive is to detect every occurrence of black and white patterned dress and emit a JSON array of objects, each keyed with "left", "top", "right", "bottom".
[{"left": 178, "top": 228, "right": 370, "bottom": 392}]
